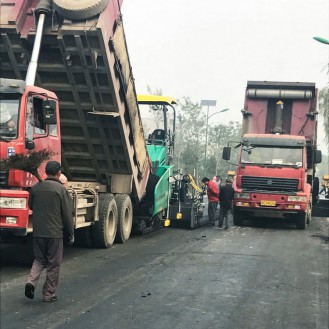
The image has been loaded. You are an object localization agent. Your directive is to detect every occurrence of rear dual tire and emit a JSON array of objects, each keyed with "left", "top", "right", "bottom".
[{"left": 115, "top": 194, "right": 133, "bottom": 244}]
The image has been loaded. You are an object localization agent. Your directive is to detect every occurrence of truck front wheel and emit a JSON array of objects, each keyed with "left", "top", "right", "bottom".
[
  {"left": 233, "top": 208, "right": 244, "bottom": 226},
  {"left": 306, "top": 203, "right": 312, "bottom": 224},
  {"left": 114, "top": 194, "right": 133, "bottom": 243},
  {"left": 312, "top": 177, "right": 319, "bottom": 206},
  {"left": 296, "top": 212, "right": 307, "bottom": 230},
  {"left": 91, "top": 193, "right": 118, "bottom": 248}
]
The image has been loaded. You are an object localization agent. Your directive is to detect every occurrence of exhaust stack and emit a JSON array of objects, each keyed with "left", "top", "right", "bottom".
[
  {"left": 25, "top": 0, "right": 52, "bottom": 86},
  {"left": 272, "top": 100, "right": 284, "bottom": 134}
]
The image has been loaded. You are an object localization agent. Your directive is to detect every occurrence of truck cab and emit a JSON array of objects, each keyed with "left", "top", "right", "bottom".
[
  {"left": 223, "top": 81, "right": 322, "bottom": 229},
  {"left": 0, "top": 79, "right": 60, "bottom": 235}
]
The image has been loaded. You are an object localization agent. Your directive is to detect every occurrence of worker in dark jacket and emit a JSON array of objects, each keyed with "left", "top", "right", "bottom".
[
  {"left": 25, "top": 161, "right": 74, "bottom": 302},
  {"left": 202, "top": 177, "right": 219, "bottom": 225},
  {"left": 218, "top": 179, "right": 235, "bottom": 229}
]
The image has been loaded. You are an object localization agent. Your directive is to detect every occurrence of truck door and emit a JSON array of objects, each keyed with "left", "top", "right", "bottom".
[{"left": 25, "top": 94, "right": 60, "bottom": 161}]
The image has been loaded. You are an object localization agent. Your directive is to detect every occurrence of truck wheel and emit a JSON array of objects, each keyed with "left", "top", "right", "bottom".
[
  {"left": 91, "top": 193, "right": 118, "bottom": 248},
  {"left": 306, "top": 203, "right": 312, "bottom": 224},
  {"left": 53, "top": 0, "right": 110, "bottom": 20},
  {"left": 114, "top": 194, "right": 133, "bottom": 243},
  {"left": 312, "top": 177, "right": 319, "bottom": 206},
  {"left": 296, "top": 212, "right": 306, "bottom": 230},
  {"left": 233, "top": 209, "right": 244, "bottom": 226}
]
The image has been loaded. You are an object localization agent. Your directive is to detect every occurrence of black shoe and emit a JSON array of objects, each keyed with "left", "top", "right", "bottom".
[
  {"left": 25, "top": 283, "right": 34, "bottom": 299},
  {"left": 43, "top": 295, "right": 57, "bottom": 302}
]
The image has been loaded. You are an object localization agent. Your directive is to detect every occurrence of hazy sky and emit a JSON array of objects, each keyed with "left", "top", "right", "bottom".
[{"left": 121, "top": 0, "right": 329, "bottom": 153}]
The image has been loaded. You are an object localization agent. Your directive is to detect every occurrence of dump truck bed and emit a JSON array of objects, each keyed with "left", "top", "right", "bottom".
[
  {"left": 243, "top": 81, "right": 317, "bottom": 143},
  {"left": 242, "top": 81, "right": 318, "bottom": 170},
  {"left": 0, "top": 0, "right": 150, "bottom": 201}
]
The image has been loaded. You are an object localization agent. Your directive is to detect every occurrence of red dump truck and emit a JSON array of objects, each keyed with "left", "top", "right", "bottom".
[
  {"left": 0, "top": 0, "right": 178, "bottom": 246},
  {"left": 223, "top": 81, "right": 322, "bottom": 229}
]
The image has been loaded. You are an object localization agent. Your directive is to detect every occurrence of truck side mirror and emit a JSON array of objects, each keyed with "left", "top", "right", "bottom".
[
  {"left": 222, "top": 146, "right": 231, "bottom": 160},
  {"left": 314, "top": 150, "right": 322, "bottom": 164},
  {"left": 43, "top": 99, "right": 57, "bottom": 124}
]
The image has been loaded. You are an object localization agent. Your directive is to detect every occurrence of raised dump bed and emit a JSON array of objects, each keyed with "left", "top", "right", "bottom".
[{"left": 0, "top": 0, "right": 150, "bottom": 202}]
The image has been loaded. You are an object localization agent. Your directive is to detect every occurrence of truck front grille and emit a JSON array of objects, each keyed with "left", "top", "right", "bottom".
[
  {"left": 0, "top": 170, "right": 9, "bottom": 188},
  {"left": 242, "top": 176, "right": 298, "bottom": 192}
]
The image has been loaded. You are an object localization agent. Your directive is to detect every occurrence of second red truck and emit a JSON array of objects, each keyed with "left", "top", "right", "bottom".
[{"left": 223, "top": 81, "right": 322, "bottom": 229}]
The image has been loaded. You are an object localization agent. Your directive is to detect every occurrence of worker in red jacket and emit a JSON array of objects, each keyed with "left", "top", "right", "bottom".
[{"left": 202, "top": 177, "right": 219, "bottom": 225}]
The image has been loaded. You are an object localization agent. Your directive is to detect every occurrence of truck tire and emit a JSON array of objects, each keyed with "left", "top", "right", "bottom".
[
  {"left": 233, "top": 208, "right": 244, "bottom": 226},
  {"left": 52, "top": 0, "right": 110, "bottom": 20},
  {"left": 296, "top": 212, "right": 306, "bottom": 230},
  {"left": 91, "top": 193, "right": 118, "bottom": 248},
  {"left": 114, "top": 194, "right": 133, "bottom": 244},
  {"left": 312, "top": 177, "right": 319, "bottom": 206},
  {"left": 306, "top": 203, "right": 312, "bottom": 224}
]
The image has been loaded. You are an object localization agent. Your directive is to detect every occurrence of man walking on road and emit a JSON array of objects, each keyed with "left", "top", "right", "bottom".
[
  {"left": 25, "top": 161, "right": 74, "bottom": 302},
  {"left": 219, "top": 179, "right": 235, "bottom": 229},
  {"left": 202, "top": 177, "right": 219, "bottom": 225}
]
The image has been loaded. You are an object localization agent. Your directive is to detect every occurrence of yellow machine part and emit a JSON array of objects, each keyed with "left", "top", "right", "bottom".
[
  {"left": 186, "top": 174, "right": 203, "bottom": 193},
  {"left": 137, "top": 94, "right": 177, "bottom": 105},
  {"left": 164, "top": 219, "right": 171, "bottom": 227},
  {"left": 322, "top": 175, "right": 329, "bottom": 187}
]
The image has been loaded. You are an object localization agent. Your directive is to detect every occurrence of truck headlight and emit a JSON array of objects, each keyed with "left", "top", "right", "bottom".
[
  {"left": 0, "top": 197, "right": 27, "bottom": 209},
  {"left": 287, "top": 196, "right": 307, "bottom": 202},
  {"left": 235, "top": 193, "right": 250, "bottom": 199}
]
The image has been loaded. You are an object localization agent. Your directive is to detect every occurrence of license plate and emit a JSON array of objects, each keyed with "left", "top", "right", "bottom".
[{"left": 261, "top": 200, "right": 276, "bottom": 207}]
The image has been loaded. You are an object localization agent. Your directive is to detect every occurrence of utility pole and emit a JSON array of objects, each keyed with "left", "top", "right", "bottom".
[{"left": 200, "top": 99, "right": 217, "bottom": 163}]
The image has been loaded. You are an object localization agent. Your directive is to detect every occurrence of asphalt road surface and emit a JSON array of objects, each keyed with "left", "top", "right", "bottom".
[{"left": 1, "top": 216, "right": 328, "bottom": 329}]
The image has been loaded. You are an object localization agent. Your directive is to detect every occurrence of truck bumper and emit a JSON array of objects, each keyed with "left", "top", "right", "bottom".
[
  {"left": 0, "top": 190, "right": 30, "bottom": 236},
  {"left": 234, "top": 194, "right": 308, "bottom": 219},
  {"left": 234, "top": 207, "right": 303, "bottom": 219}
]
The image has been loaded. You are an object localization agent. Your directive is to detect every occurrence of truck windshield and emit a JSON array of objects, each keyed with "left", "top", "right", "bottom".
[
  {"left": 0, "top": 97, "right": 19, "bottom": 140},
  {"left": 241, "top": 146, "right": 303, "bottom": 167},
  {"left": 139, "top": 104, "right": 166, "bottom": 140}
]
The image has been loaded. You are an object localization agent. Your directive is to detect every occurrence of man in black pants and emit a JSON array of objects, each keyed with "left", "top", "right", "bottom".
[
  {"left": 201, "top": 177, "right": 219, "bottom": 225},
  {"left": 25, "top": 161, "right": 74, "bottom": 302},
  {"left": 219, "top": 179, "right": 235, "bottom": 229}
]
